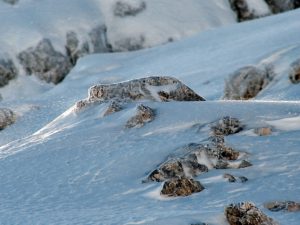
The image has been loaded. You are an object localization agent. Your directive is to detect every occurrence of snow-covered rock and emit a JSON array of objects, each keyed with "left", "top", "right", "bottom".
[
  {"left": 2, "top": 0, "right": 18, "bottom": 5},
  {"left": 265, "top": 201, "right": 300, "bottom": 212},
  {"left": 0, "top": 56, "right": 17, "bottom": 88},
  {"left": 0, "top": 108, "right": 15, "bottom": 130},
  {"left": 125, "top": 104, "right": 155, "bottom": 128},
  {"left": 211, "top": 116, "right": 244, "bottom": 136},
  {"left": 289, "top": 58, "right": 300, "bottom": 84}
]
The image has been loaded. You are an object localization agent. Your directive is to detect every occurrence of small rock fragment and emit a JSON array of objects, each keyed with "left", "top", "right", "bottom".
[
  {"left": 103, "top": 101, "right": 123, "bottom": 116},
  {"left": 224, "top": 173, "right": 236, "bottom": 182},
  {"left": 211, "top": 116, "right": 243, "bottom": 136},
  {"left": 238, "top": 160, "right": 252, "bottom": 168},
  {"left": 254, "top": 127, "right": 272, "bottom": 136},
  {"left": 0, "top": 108, "right": 16, "bottom": 130},
  {"left": 161, "top": 177, "right": 204, "bottom": 197},
  {"left": 225, "top": 202, "right": 278, "bottom": 225},
  {"left": 126, "top": 104, "right": 155, "bottom": 128},
  {"left": 239, "top": 176, "right": 248, "bottom": 183}
]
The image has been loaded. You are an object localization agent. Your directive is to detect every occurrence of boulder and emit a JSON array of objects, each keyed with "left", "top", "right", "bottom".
[
  {"left": 211, "top": 116, "right": 244, "bottom": 136},
  {"left": 225, "top": 202, "right": 278, "bottom": 225},
  {"left": 18, "top": 38, "right": 72, "bottom": 84},
  {"left": 126, "top": 104, "right": 155, "bottom": 128},
  {"left": 0, "top": 57, "right": 18, "bottom": 87},
  {"left": 0, "top": 108, "right": 16, "bottom": 130},
  {"left": 224, "top": 173, "right": 248, "bottom": 183},
  {"left": 224, "top": 65, "right": 274, "bottom": 100},
  {"left": 160, "top": 177, "right": 204, "bottom": 197},
  {"left": 289, "top": 58, "right": 300, "bottom": 84},
  {"left": 103, "top": 101, "right": 123, "bottom": 116},
  {"left": 113, "top": 0, "right": 146, "bottom": 17},
  {"left": 264, "top": 201, "right": 300, "bottom": 212}
]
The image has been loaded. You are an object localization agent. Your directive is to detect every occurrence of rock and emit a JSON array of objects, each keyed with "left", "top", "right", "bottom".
[
  {"left": 0, "top": 57, "right": 18, "bottom": 87},
  {"left": 18, "top": 38, "right": 72, "bottom": 84},
  {"left": 225, "top": 202, "right": 278, "bottom": 225},
  {"left": 113, "top": 0, "right": 146, "bottom": 17},
  {"left": 265, "top": 0, "right": 295, "bottom": 13},
  {"left": 0, "top": 108, "right": 16, "bottom": 130},
  {"left": 215, "top": 160, "right": 229, "bottom": 169},
  {"left": 264, "top": 201, "right": 300, "bottom": 212},
  {"left": 239, "top": 176, "right": 248, "bottom": 183},
  {"left": 88, "top": 25, "right": 112, "bottom": 53},
  {"left": 126, "top": 104, "right": 155, "bottom": 128},
  {"left": 191, "top": 223, "right": 207, "bottom": 225},
  {"left": 113, "top": 35, "right": 146, "bottom": 52},
  {"left": 65, "top": 31, "right": 88, "bottom": 66},
  {"left": 224, "top": 173, "right": 237, "bottom": 182},
  {"left": 160, "top": 177, "right": 204, "bottom": 197},
  {"left": 224, "top": 65, "right": 274, "bottom": 100},
  {"left": 254, "top": 127, "right": 272, "bottom": 136},
  {"left": 76, "top": 76, "right": 205, "bottom": 111},
  {"left": 148, "top": 161, "right": 185, "bottom": 182},
  {"left": 211, "top": 116, "right": 243, "bottom": 136},
  {"left": 238, "top": 160, "right": 252, "bottom": 168},
  {"left": 289, "top": 58, "right": 300, "bottom": 84},
  {"left": 103, "top": 101, "right": 123, "bottom": 116},
  {"left": 2, "top": 0, "right": 18, "bottom": 5}
]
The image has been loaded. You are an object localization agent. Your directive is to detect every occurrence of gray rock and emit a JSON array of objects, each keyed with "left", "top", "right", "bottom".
[
  {"left": 238, "top": 160, "right": 253, "bottom": 168},
  {"left": 18, "top": 38, "right": 72, "bottom": 84},
  {"left": 0, "top": 108, "right": 16, "bottom": 130},
  {"left": 264, "top": 201, "right": 300, "bottom": 212},
  {"left": 225, "top": 202, "right": 278, "bottom": 225},
  {"left": 211, "top": 116, "right": 244, "bottom": 136},
  {"left": 103, "top": 101, "right": 123, "bottom": 116},
  {"left": 88, "top": 25, "right": 112, "bottom": 53},
  {"left": 113, "top": 35, "right": 146, "bottom": 52},
  {"left": 224, "top": 65, "right": 274, "bottom": 100},
  {"left": 224, "top": 173, "right": 236, "bottom": 182},
  {"left": 126, "top": 104, "right": 155, "bottom": 128},
  {"left": 0, "top": 57, "right": 18, "bottom": 87},
  {"left": 113, "top": 0, "right": 146, "bottom": 17},
  {"left": 265, "top": 0, "right": 295, "bottom": 13},
  {"left": 289, "top": 58, "right": 300, "bottom": 84},
  {"left": 160, "top": 177, "right": 204, "bottom": 197}
]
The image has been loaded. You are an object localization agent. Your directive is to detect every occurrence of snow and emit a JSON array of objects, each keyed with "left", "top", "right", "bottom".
[
  {"left": 245, "top": 0, "right": 271, "bottom": 16},
  {"left": 0, "top": 2, "right": 300, "bottom": 225}
]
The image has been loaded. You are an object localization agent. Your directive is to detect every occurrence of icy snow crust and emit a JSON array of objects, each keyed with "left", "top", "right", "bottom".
[{"left": 0, "top": 5, "right": 300, "bottom": 225}]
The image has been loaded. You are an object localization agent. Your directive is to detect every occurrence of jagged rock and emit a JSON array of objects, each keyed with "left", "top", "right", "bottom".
[
  {"left": 224, "top": 65, "right": 274, "bottom": 100},
  {"left": 103, "top": 101, "right": 123, "bottom": 116},
  {"left": 160, "top": 177, "right": 204, "bottom": 197},
  {"left": 2, "top": 0, "right": 18, "bottom": 5},
  {"left": 224, "top": 173, "right": 248, "bottom": 183},
  {"left": 0, "top": 57, "right": 18, "bottom": 87},
  {"left": 126, "top": 104, "right": 155, "bottom": 128},
  {"left": 0, "top": 108, "right": 16, "bottom": 130},
  {"left": 225, "top": 202, "right": 278, "bottom": 225},
  {"left": 113, "top": 0, "right": 146, "bottom": 17},
  {"left": 76, "top": 76, "right": 205, "bottom": 111},
  {"left": 65, "top": 31, "right": 88, "bottom": 65},
  {"left": 211, "top": 116, "right": 243, "bottom": 136},
  {"left": 289, "top": 59, "right": 300, "bottom": 84},
  {"left": 264, "top": 201, "right": 300, "bottom": 212},
  {"left": 254, "top": 127, "right": 272, "bottom": 136},
  {"left": 238, "top": 160, "right": 253, "bottom": 168},
  {"left": 18, "top": 38, "right": 72, "bottom": 84}
]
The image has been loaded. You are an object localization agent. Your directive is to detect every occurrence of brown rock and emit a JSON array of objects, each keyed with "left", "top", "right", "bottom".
[
  {"left": 0, "top": 108, "right": 16, "bottom": 130},
  {"left": 289, "top": 59, "right": 300, "bottom": 84},
  {"left": 161, "top": 177, "right": 204, "bottom": 197},
  {"left": 103, "top": 101, "right": 123, "bottom": 116},
  {"left": 211, "top": 116, "right": 243, "bottom": 136},
  {"left": 225, "top": 202, "right": 278, "bottom": 225},
  {"left": 265, "top": 201, "right": 300, "bottom": 212},
  {"left": 126, "top": 104, "right": 155, "bottom": 128},
  {"left": 254, "top": 127, "right": 272, "bottom": 136}
]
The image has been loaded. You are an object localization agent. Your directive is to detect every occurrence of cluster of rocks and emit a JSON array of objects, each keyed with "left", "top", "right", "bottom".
[
  {"left": 229, "top": 0, "right": 300, "bottom": 22},
  {"left": 0, "top": 108, "right": 15, "bottom": 130},
  {"left": 224, "top": 65, "right": 275, "bottom": 100},
  {"left": 225, "top": 202, "right": 278, "bottom": 225},
  {"left": 143, "top": 116, "right": 252, "bottom": 197}
]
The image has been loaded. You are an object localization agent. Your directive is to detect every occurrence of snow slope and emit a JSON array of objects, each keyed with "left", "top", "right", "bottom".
[{"left": 0, "top": 5, "right": 300, "bottom": 225}]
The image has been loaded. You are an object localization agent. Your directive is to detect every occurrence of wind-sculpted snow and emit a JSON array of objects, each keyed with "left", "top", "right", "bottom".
[
  {"left": 0, "top": 108, "right": 15, "bottom": 130},
  {"left": 75, "top": 76, "right": 205, "bottom": 111}
]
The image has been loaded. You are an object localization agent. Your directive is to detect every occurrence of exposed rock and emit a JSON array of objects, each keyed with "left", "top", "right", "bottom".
[
  {"left": 211, "top": 116, "right": 244, "bottom": 136},
  {"left": 224, "top": 65, "right": 274, "bottom": 100},
  {"left": 18, "top": 38, "right": 72, "bottom": 84},
  {"left": 224, "top": 173, "right": 248, "bottom": 183},
  {"left": 103, "top": 101, "right": 123, "bottom": 116},
  {"left": 238, "top": 160, "right": 253, "bottom": 168},
  {"left": 225, "top": 202, "right": 278, "bottom": 225},
  {"left": 114, "top": 0, "right": 146, "bottom": 17},
  {"left": 160, "top": 177, "right": 204, "bottom": 197},
  {"left": 88, "top": 25, "right": 112, "bottom": 53},
  {"left": 264, "top": 201, "right": 300, "bottom": 212},
  {"left": 0, "top": 57, "right": 18, "bottom": 87},
  {"left": 289, "top": 58, "right": 300, "bottom": 84},
  {"left": 0, "top": 108, "right": 16, "bottom": 130},
  {"left": 239, "top": 176, "right": 248, "bottom": 183},
  {"left": 76, "top": 76, "right": 205, "bottom": 111},
  {"left": 2, "top": 0, "right": 18, "bottom": 5},
  {"left": 265, "top": 0, "right": 295, "bottom": 13},
  {"left": 126, "top": 104, "right": 155, "bottom": 128},
  {"left": 65, "top": 31, "right": 88, "bottom": 65},
  {"left": 113, "top": 35, "right": 146, "bottom": 52},
  {"left": 254, "top": 127, "right": 272, "bottom": 136}
]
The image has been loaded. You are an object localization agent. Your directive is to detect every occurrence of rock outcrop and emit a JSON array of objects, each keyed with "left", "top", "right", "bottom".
[
  {"left": 103, "top": 101, "right": 123, "bottom": 117},
  {"left": 265, "top": 201, "right": 300, "bottom": 212},
  {"left": 0, "top": 57, "right": 18, "bottom": 87},
  {"left": 75, "top": 76, "right": 205, "bottom": 111},
  {"left": 0, "top": 108, "right": 16, "bottom": 130},
  {"left": 265, "top": 0, "right": 300, "bottom": 13},
  {"left": 211, "top": 116, "right": 244, "bottom": 136},
  {"left": 126, "top": 104, "right": 155, "bottom": 128},
  {"left": 160, "top": 177, "right": 204, "bottom": 197},
  {"left": 225, "top": 202, "right": 278, "bottom": 225},
  {"left": 18, "top": 39, "right": 72, "bottom": 84},
  {"left": 224, "top": 65, "right": 274, "bottom": 100},
  {"left": 289, "top": 58, "right": 300, "bottom": 84}
]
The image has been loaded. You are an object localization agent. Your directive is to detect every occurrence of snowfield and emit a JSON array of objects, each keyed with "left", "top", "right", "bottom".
[{"left": 0, "top": 1, "right": 300, "bottom": 225}]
